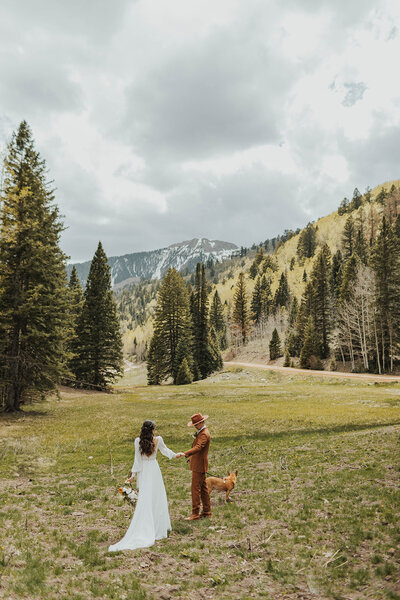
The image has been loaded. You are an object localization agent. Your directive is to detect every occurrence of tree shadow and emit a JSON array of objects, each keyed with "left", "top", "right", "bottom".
[{"left": 215, "top": 421, "right": 400, "bottom": 444}]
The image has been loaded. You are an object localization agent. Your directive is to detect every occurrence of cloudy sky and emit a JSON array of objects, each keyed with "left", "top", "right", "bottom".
[{"left": 1, "top": 0, "right": 400, "bottom": 262}]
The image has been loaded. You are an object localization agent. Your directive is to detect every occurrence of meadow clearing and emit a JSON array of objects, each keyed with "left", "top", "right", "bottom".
[{"left": 0, "top": 366, "right": 399, "bottom": 600}]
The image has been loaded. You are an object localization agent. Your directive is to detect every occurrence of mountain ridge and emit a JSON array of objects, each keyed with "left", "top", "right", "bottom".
[{"left": 67, "top": 237, "right": 238, "bottom": 288}]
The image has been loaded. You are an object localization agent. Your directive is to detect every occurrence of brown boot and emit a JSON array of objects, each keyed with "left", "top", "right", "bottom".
[
  {"left": 184, "top": 514, "right": 200, "bottom": 521},
  {"left": 200, "top": 513, "right": 211, "bottom": 519}
]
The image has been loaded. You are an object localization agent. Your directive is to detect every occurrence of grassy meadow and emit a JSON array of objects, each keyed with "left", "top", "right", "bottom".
[{"left": 1, "top": 366, "right": 400, "bottom": 600}]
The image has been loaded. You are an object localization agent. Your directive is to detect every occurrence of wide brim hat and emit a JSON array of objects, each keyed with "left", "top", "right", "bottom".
[{"left": 187, "top": 413, "right": 209, "bottom": 427}]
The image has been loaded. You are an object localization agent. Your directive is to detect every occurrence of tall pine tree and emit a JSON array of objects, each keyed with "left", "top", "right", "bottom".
[
  {"left": 370, "top": 217, "right": 400, "bottom": 372},
  {"left": 0, "top": 121, "right": 69, "bottom": 411},
  {"left": 67, "top": 266, "right": 84, "bottom": 376},
  {"left": 191, "top": 264, "right": 221, "bottom": 379},
  {"left": 147, "top": 268, "right": 193, "bottom": 384},
  {"left": 232, "top": 272, "right": 249, "bottom": 344},
  {"left": 310, "top": 245, "right": 331, "bottom": 358},
  {"left": 73, "top": 242, "right": 123, "bottom": 388},
  {"left": 209, "top": 289, "right": 227, "bottom": 350}
]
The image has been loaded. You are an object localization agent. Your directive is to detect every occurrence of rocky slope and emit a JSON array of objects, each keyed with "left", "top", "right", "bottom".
[{"left": 67, "top": 238, "right": 238, "bottom": 288}]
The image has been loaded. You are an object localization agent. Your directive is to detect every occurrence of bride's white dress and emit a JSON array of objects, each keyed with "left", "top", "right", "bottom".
[{"left": 108, "top": 436, "right": 176, "bottom": 552}]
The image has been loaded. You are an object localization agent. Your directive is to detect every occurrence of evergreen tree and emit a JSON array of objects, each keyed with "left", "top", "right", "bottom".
[
  {"left": 175, "top": 357, "right": 193, "bottom": 385},
  {"left": 300, "top": 317, "right": 320, "bottom": 369},
  {"left": 290, "top": 257, "right": 295, "bottom": 271},
  {"left": 209, "top": 290, "right": 227, "bottom": 350},
  {"left": 260, "top": 275, "right": 272, "bottom": 316},
  {"left": 338, "top": 197, "right": 349, "bottom": 215},
  {"left": 350, "top": 187, "right": 362, "bottom": 211},
  {"left": 232, "top": 272, "right": 249, "bottom": 344},
  {"left": 354, "top": 227, "right": 368, "bottom": 264},
  {"left": 339, "top": 255, "right": 358, "bottom": 303},
  {"left": 274, "top": 272, "right": 290, "bottom": 308},
  {"left": 310, "top": 245, "right": 331, "bottom": 358},
  {"left": 269, "top": 328, "right": 282, "bottom": 360},
  {"left": 254, "top": 246, "right": 265, "bottom": 266},
  {"left": 249, "top": 261, "right": 258, "bottom": 279},
  {"left": 297, "top": 223, "right": 317, "bottom": 259},
  {"left": 283, "top": 348, "right": 290, "bottom": 367},
  {"left": 0, "top": 121, "right": 69, "bottom": 411},
  {"left": 67, "top": 267, "right": 84, "bottom": 376},
  {"left": 375, "top": 187, "right": 387, "bottom": 205},
  {"left": 73, "top": 242, "right": 123, "bottom": 388},
  {"left": 288, "top": 297, "right": 298, "bottom": 328},
  {"left": 147, "top": 268, "right": 193, "bottom": 384},
  {"left": 342, "top": 215, "right": 355, "bottom": 258},
  {"left": 147, "top": 331, "right": 167, "bottom": 385},
  {"left": 302, "top": 270, "right": 307, "bottom": 282},
  {"left": 209, "top": 326, "right": 223, "bottom": 370},
  {"left": 293, "top": 282, "right": 314, "bottom": 355},
  {"left": 370, "top": 217, "right": 400, "bottom": 372},
  {"left": 191, "top": 264, "right": 222, "bottom": 379},
  {"left": 250, "top": 277, "right": 263, "bottom": 323},
  {"left": 330, "top": 250, "right": 343, "bottom": 298}
]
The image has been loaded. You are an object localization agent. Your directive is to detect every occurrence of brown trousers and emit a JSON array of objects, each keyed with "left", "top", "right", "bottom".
[{"left": 191, "top": 471, "right": 211, "bottom": 516}]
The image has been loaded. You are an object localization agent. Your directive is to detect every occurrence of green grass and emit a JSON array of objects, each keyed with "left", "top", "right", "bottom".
[{"left": 1, "top": 366, "right": 399, "bottom": 599}]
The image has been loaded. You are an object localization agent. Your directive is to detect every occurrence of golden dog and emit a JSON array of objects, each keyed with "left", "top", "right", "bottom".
[{"left": 206, "top": 470, "right": 238, "bottom": 503}]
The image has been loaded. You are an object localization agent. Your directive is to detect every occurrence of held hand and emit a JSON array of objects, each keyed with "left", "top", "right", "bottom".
[{"left": 175, "top": 452, "right": 185, "bottom": 458}]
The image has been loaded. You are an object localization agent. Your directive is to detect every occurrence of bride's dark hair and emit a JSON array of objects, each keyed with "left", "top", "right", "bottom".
[{"left": 139, "top": 420, "right": 156, "bottom": 456}]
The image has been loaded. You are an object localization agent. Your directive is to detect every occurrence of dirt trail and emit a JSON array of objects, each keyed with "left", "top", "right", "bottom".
[{"left": 225, "top": 360, "right": 400, "bottom": 382}]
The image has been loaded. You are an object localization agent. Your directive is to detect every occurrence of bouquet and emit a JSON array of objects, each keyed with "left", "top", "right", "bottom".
[{"left": 118, "top": 480, "right": 138, "bottom": 506}]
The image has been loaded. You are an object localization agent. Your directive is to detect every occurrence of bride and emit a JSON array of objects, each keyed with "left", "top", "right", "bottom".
[{"left": 108, "top": 420, "right": 178, "bottom": 552}]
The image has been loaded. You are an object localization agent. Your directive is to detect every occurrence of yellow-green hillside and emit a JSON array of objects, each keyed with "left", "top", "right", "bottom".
[{"left": 121, "top": 179, "right": 399, "bottom": 354}]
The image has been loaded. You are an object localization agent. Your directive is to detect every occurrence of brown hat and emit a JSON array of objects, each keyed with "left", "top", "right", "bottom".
[{"left": 187, "top": 413, "right": 209, "bottom": 427}]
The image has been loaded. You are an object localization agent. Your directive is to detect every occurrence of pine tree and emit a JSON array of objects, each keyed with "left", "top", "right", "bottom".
[
  {"left": 147, "top": 331, "right": 167, "bottom": 385},
  {"left": 350, "top": 187, "right": 362, "bottom": 211},
  {"left": 232, "top": 272, "right": 249, "bottom": 344},
  {"left": 300, "top": 317, "right": 320, "bottom": 369},
  {"left": 339, "top": 255, "right": 358, "bottom": 303},
  {"left": 293, "top": 282, "right": 314, "bottom": 355},
  {"left": 175, "top": 357, "right": 193, "bottom": 385},
  {"left": 191, "top": 264, "right": 221, "bottom": 379},
  {"left": 370, "top": 217, "right": 400, "bottom": 372},
  {"left": 249, "top": 261, "right": 258, "bottom": 279},
  {"left": 342, "top": 215, "right": 355, "bottom": 258},
  {"left": 288, "top": 297, "right": 298, "bottom": 328},
  {"left": 375, "top": 187, "right": 387, "bottom": 205},
  {"left": 67, "top": 266, "right": 84, "bottom": 376},
  {"left": 73, "top": 242, "right": 123, "bottom": 388},
  {"left": 0, "top": 121, "right": 69, "bottom": 411},
  {"left": 147, "top": 268, "right": 193, "bottom": 384},
  {"left": 297, "top": 223, "right": 317, "bottom": 259},
  {"left": 269, "top": 328, "right": 282, "bottom": 360},
  {"left": 250, "top": 277, "right": 263, "bottom": 323},
  {"left": 310, "top": 245, "right": 331, "bottom": 357},
  {"left": 330, "top": 250, "right": 343, "bottom": 298},
  {"left": 338, "top": 197, "right": 349, "bottom": 215},
  {"left": 283, "top": 348, "right": 290, "bottom": 367},
  {"left": 209, "top": 290, "right": 227, "bottom": 350},
  {"left": 274, "top": 272, "right": 290, "bottom": 308},
  {"left": 260, "top": 275, "right": 272, "bottom": 316}
]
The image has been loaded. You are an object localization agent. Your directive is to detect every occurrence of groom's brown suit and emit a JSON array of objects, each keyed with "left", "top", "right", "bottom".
[{"left": 184, "top": 427, "right": 211, "bottom": 516}]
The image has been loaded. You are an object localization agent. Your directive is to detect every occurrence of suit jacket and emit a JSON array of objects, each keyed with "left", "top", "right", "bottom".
[{"left": 184, "top": 427, "right": 210, "bottom": 473}]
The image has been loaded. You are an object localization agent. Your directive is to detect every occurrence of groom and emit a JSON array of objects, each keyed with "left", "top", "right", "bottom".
[{"left": 177, "top": 413, "right": 211, "bottom": 521}]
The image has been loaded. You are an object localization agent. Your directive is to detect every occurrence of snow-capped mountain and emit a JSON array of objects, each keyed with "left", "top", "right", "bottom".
[{"left": 67, "top": 238, "right": 238, "bottom": 288}]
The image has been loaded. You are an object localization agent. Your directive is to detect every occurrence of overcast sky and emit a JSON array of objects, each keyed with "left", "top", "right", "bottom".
[{"left": 1, "top": 0, "right": 400, "bottom": 262}]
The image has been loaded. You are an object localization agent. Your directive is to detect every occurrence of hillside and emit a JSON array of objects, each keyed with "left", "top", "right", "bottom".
[
  {"left": 119, "top": 179, "right": 400, "bottom": 360},
  {"left": 67, "top": 238, "right": 238, "bottom": 288}
]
